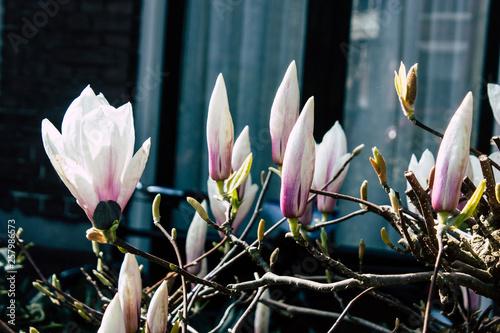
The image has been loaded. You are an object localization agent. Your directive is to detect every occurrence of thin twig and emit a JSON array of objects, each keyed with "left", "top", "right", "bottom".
[
  {"left": 154, "top": 221, "right": 188, "bottom": 333},
  {"left": 305, "top": 208, "right": 369, "bottom": 232},
  {"left": 261, "top": 297, "right": 391, "bottom": 333},
  {"left": 230, "top": 286, "right": 265, "bottom": 332},
  {"left": 328, "top": 287, "right": 376, "bottom": 332},
  {"left": 111, "top": 237, "right": 237, "bottom": 296}
]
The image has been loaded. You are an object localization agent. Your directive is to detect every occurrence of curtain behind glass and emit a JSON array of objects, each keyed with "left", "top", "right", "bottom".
[
  {"left": 336, "top": 0, "right": 489, "bottom": 250},
  {"left": 173, "top": 0, "right": 308, "bottom": 230}
]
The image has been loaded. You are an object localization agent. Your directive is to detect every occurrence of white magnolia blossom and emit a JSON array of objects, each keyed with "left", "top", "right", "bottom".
[{"left": 41, "top": 86, "right": 151, "bottom": 224}]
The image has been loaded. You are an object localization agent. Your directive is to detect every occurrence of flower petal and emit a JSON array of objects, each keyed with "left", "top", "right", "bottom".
[
  {"left": 80, "top": 106, "right": 124, "bottom": 202},
  {"left": 98, "top": 294, "right": 125, "bottom": 333},
  {"left": 62, "top": 86, "right": 109, "bottom": 164},
  {"left": 118, "top": 253, "right": 142, "bottom": 333},
  {"left": 270, "top": 61, "right": 300, "bottom": 166},
  {"left": 147, "top": 280, "right": 169, "bottom": 333},
  {"left": 117, "top": 138, "right": 151, "bottom": 210},
  {"left": 53, "top": 154, "right": 99, "bottom": 221},
  {"left": 207, "top": 74, "right": 234, "bottom": 181}
]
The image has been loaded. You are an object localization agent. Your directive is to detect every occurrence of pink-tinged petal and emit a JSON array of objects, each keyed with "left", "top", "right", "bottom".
[
  {"left": 316, "top": 153, "right": 350, "bottom": 214},
  {"left": 118, "top": 253, "right": 142, "bottom": 333},
  {"left": 186, "top": 200, "right": 208, "bottom": 274},
  {"left": 280, "top": 97, "right": 315, "bottom": 218},
  {"left": 53, "top": 155, "right": 99, "bottom": 221},
  {"left": 62, "top": 86, "right": 110, "bottom": 164},
  {"left": 80, "top": 106, "right": 125, "bottom": 202},
  {"left": 98, "top": 294, "right": 125, "bottom": 333},
  {"left": 313, "top": 121, "right": 347, "bottom": 191},
  {"left": 207, "top": 74, "right": 234, "bottom": 181},
  {"left": 146, "top": 280, "right": 169, "bottom": 333},
  {"left": 299, "top": 199, "right": 314, "bottom": 226},
  {"left": 270, "top": 61, "right": 300, "bottom": 166},
  {"left": 432, "top": 92, "right": 473, "bottom": 213},
  {"left": 232, "top": 179, "right": 258, "bottom": 234},
  {"left": 117, "top": 138, "right": 151, "bottom": 211}
]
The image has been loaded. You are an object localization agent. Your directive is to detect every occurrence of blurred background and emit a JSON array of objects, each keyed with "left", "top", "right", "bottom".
[{"left": 0, "top": 0, "right": 499, "bottom": 321}]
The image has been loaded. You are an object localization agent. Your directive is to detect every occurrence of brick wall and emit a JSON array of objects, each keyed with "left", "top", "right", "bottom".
[{"left": 0, "top": 0, "right": 141, "bottom": 222}]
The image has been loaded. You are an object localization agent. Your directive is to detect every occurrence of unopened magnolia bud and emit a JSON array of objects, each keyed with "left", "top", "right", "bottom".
[
  {"left": 406, "top": 64, "right": 418, "bottom": 107},
  {"left": 78, "top": 309, "right": 91, "bottom": 321},
  {"left": 51, "top": 274, "right": 61, "bottom": 289},
  {"left": 171, "top": 228, "right": 177, "bottom": 240},
  {"left": 152, "top": 194, "right": 161, "bottom": 223},
  {"left": 74, "top": 301, "right": 86, "bottom": 312},
  {"left": 33, "top": 281, "right": 53, "bottom": 297},
  {"left": 389, "top": 189, "right": 400, "bottom": 217},
  {"left": 320, "top": 228, "right": 328, "bottom": 249},
  {"left": 359, "top": 239, "right": 365, "bottom": 261},
  {"left": 428, "top": 166, "right": 435, "bottom": 189},
  {"left": 29, "top": 327, "right": 40, "bottom": 333},
  {"left": 93, "top": 269, "right": 113, "bottom": 287},
  {"left": 92, "top": 241, "right": 100, "bottom": 255},
  {"left": 370, "top": 147, "right": 387, "bottom": 186},
  {"left": 187, "top": 197, "right": 209, "bottom": 221},
  {"left": 257, "top": 219, "right": 265, "bottom": 242},
  {"left": 380, "top": 227, "right": 393, "bottom": 247},
  {"left": 352, "top": 144, "right": 364, "bottom": 157},
  {"left": 360, "top": 180, "right": 368, "bottom": 209},
  {"left": 496, "top": 183, "right": 500, "bottom": 204},
  {"left": 261, "top": 170, "right": 266, "bottom": 186},
  {"left": 270, "top": 248, "right": 280, "bottom": 271}
]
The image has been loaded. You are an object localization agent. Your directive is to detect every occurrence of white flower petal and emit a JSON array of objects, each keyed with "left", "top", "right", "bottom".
[
  {"left": 80, "top": 106, "right": 124, "bottom": 201},
  {"left": 53, "top": 154, "right": 99, "bottom": 220},
  {"left": 116, "top": 138, "right": 151, "bottom": 210},
  {"left": 98, "top": 294, "right": 125, "bottom": 333}
]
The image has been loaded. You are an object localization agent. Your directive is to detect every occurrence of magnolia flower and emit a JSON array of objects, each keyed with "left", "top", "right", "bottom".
[
  {"left": 41, "top": 86, "right": 151, "bottom": 226},
  {"left": 406, "top": 149, "right": 435, "bottom": 212},
  {"left": 146, "top": 280, "right": 169, "bottom": 333},
  {"left": 186, "top": 200, "right": 208, "bottom": 275},
  {"left": 270, "top": 61, "right": 300, "bottom": 166},
  {"left": 208, "top": 177, "right": 258, "bottom": 238},
  {"left": 207, "top": 74, "right": 234, "bottom": 182},
  {"left": 98, "top": 294, "right": 125, "bottom": 333},
  {"left": 280, "top": 97, "right": 315, "bottom": 219},
  {"left": 432, "top": 92, "right": 473, "bottom": 213},
  {"left": 394, "top": 62, "right": 417, "bottom": 120},
  {"left": 207, "top": 125, "right": 258, "bottom": 238},
  {"left": 313, "top": 121, "right": 349, "bottom": 216},
  {"left": 118, "top": 253, "right": 142, "bottom": 333}
]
